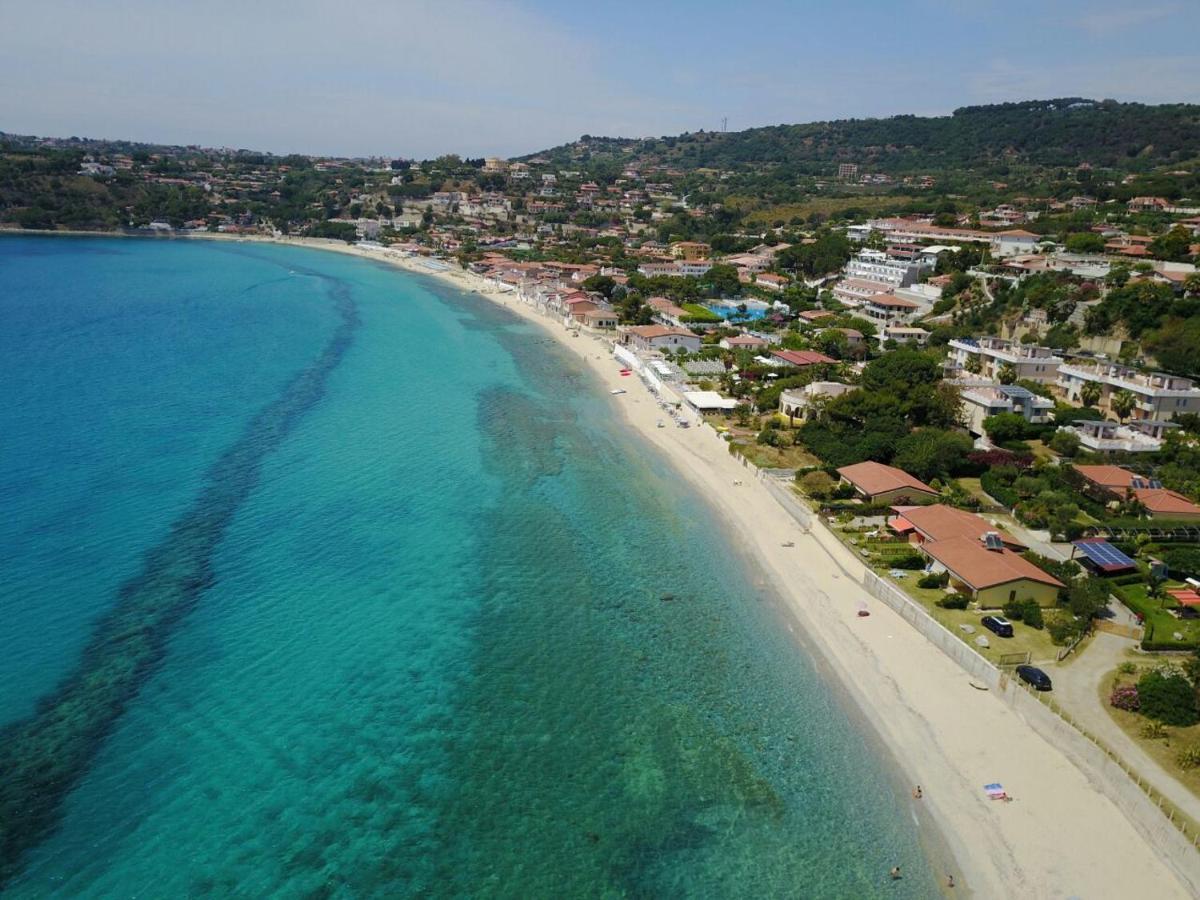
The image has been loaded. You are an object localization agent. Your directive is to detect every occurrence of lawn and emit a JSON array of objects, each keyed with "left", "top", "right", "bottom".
[
  {"left": 730, "top": 440, "right": 821, "bottom": 470},
  {"left": 835, "top": 526, "right": 1062, "bottom": 664},
  {"left": 1113, "top": 581, "right": 1200, "bottom": 649},
  {"left": 955, "top": 477, "right": 1002, "bottom": 509},
  {"left": 1101, "top": 665, "right": 1200, "bottom": 812},
  {"left": 681, "top": 303, "right": 721, "bottom": 323}
]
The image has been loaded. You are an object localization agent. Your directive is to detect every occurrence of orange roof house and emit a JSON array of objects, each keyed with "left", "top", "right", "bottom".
[
  {"left": 1074, "top": 465, "right": 1200, "bottom": 520},
  {"left": 889, "top": 504, "right": 1026, "bottom": 551},
  {"left": 836, "top": 461, "right": 939, "bottom": 504}
]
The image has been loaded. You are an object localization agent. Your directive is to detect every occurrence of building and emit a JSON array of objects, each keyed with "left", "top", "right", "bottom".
[
  {"left": 768, "top": 349, "right": 836, "bottom": 369},
  {"left": 682, "top": 391, "right": 739, "bottom": 413},
  {"left": 621, "top": 325, "right": 702, "bottom": 353},
  {"left": 877, "top": 325, "right": 931, "bottom": 348},
  {"left": 1058, "top": 419, "right": 1177, "bottom": 454},
  {"left": 1055, "top": 362, "right": 1200, "bottom": 422},
  {"left": 676, "top": 259, "right": 713, "bottom": 277},
  {"left": 842, "top": 249, "right": 927, "bottom": 289},
  {"left": 920, "top": 536, "right": 1064, "bottom": 607},
  {"left": 836, "top": 461, "right": 939, "bottom": 504},
  {"left": 989, "top": 229, "right": 1041, "bottom": 256},
  {"left": 581, "top": 309, "right": 618, "bottom": 330},
  {"left": 1127, "top": 197, "right": 1171, "bottom": 213},
  {"left": 753, "top": 272, "right": 788, "bottom": 291},
  {"left": 719, "top": 333, "right": 770, "bottom": 351},
  {"left": 670, "top": 241, "right": 711, "bottom": 261},
  {"left": 1073, "top": 464, "right": 1200, "bottom": 520},
  {"left": 863, "top": 293, "right": 921, "bottom": 324},
  {"left": 946, "top": 338, "right": 1063, "bottom": 384},
  {"left": 889, "top": 504, "right": 1026, "bottom": 551},
  {"left": 779, "top": 381, "right": 853, "bottom": 422},
  {"left": 832, "top": 278, "right": 893, "bottom": 306},
  {"left": 958, "top": 383, "right": 1055, "bottom": 437}
]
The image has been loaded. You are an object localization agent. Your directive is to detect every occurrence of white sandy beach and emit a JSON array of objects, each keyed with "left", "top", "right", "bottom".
[
  {"left": 12, "top": 230, "right": 1192, "bottom": 897},
  {"left": 325, "top": 242, "right": 1191, "bottom": 899}
]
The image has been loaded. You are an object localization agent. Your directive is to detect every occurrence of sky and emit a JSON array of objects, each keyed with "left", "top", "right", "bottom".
[{"left": 2, "top": 0, "right": 1199, "bottom": 159}]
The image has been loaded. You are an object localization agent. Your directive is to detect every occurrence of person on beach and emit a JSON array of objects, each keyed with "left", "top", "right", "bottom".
[
  {"left": 890, "top": 866, "right": 902, "bottom": 880},
  {"left": 912, "top": 785, "right": 922, "bottom": 799},
  {"left": 947, "top": 874, "right": 955, "bottom": 888}
]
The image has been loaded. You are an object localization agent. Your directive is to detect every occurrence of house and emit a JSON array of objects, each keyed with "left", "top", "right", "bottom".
[
  {"left": 581, "top": 309, "right": 618, "bottom": 330},
  {"left": 779, "top": 381, "right": 853, "bottom": 422},
  {"left": 836, "top": 461, "right": 939, "bottom": 504},
  {"left": 877, "top": 325, "right": 930, "bottom": 347},
  {"left": 621, "top": 325, "right": 702, "bottom": 353},
  {"left": 920, "top": 536, "right": 1064, "bottom": 607},
  {"left": 682, "top": 390, "right": 739, "bottom": 413},
  {"left": 863, "top": 293, "right": 921, "bottom": 324},
  {"left": 1055, "top": 362, "right": 1200, "bottom": 421},
  {"left": 1127, "top": 197, "right": 1171, "bottom": 213},
  {"left": 1073, "top": 465, "right": 1200, "bottom": 520},
  {"left": 889, "top": 504, "right": 1025, "bottom": 551},
  {"left": 946, "top": 337, "right": 1062, "bottom": 384},
  {"left": 768, "top": 349, "right": 836, "bottom": 368},
  {"left": 670, "top": 241, "right": 711, "bottom": 261},
  {"left": 1057, "top": 419, "right": 1176, "bottom": 454},
  {"left": 842, "top": 248, "right": 928, "bottom": 288},
  {"left": 958, "top": 383, "right": 1055, "bottom": 437},
  {"left": 798, "top": 309, "right": 837, "bottom": 324},
  {"left": 753, "top": 272, "right": 789, "bottom": 291},
  {"left": 646, "top": 296, "right": 690, "bottom": 327},
  {"left": 677, "top": 259, "right": 713, "bottom": 277},
  {"left": 833, "top": 278, "right": 893, "bottom": 306},
  {"left": 822, "top": 327, "right": 865, "bottom": 349},
  {"left": 719, "top": 333, "right": 770, "bottom": 351},
  {"left": 990, "top": 229, "right": 1041, "bottom": 257}
]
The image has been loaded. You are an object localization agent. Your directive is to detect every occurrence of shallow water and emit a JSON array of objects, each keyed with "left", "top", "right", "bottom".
[{"left": 0, "top": 236, "right": 938, "bottom": 897}]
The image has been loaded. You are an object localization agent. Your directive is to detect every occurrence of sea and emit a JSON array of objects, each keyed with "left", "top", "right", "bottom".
[{"left": 0, "top": 235, "right": 940, "bottom": 897}]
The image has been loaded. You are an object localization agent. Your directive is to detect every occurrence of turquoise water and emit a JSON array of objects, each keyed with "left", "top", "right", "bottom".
[
  {"left": 704, "top": 304, "right": 768, "bottom": 321},
  {"left": 0, "top": 236, "right": 938, "bottom": 897}
]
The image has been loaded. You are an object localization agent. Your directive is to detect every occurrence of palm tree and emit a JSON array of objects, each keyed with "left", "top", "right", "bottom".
[
  {"left": 964, "top": 355, "right": 983, "bottom": 375},
  {"left": 997, "top": 362, "right": 1017, "bottom": 385},
  {"left": 1111, "top": 389, "right": 1136, "bottom": 423},
  {"left": 1080, "top": 381, "right": 1102, "bottom": 408},
  {"left": 1184, "top": 273, "right": 1200, "bottom": 296}
]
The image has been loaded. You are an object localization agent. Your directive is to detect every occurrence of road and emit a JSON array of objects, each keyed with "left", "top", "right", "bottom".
[{"left": 1051, "top": 630, "right": 1200, "bottom": 824}]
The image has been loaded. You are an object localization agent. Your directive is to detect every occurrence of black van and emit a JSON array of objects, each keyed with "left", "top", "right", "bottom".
[{"left": 1016, "top": 665, "right": 1052, "bottom": 691}]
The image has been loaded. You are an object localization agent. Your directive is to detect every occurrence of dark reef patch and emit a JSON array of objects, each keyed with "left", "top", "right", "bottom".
[{"left": 0, "top": 270, "right": 359, "bottom": 888}]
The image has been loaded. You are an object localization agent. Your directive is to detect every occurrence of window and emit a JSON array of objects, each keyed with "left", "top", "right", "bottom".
[{"left": 1008, "top": 589, "right": 1016, "bottom": 602}]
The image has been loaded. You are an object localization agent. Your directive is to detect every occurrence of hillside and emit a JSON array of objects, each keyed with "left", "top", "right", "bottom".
[{"left": 526, "top": 99, "right": 1200, "bottom": 175}]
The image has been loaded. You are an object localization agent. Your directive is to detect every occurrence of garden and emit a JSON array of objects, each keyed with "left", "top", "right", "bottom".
[{"left": 1106, "top": 656, "right": 1200, "bottom": 789}]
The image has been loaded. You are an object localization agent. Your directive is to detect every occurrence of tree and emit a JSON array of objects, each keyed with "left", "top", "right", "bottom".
[
  {"left": 964, "top": 355, "right": 983, "bottom": 375},
  {"left": 892, "top": 428, "right": 974, "bottom": 482},
  {"left": 582, "top": 274, "right": 617, "bottom": 299},
  {"left": 1185, "top": 273, "right": 1200, "bottom": 296},
  {"left": 997, "top": 362, "right": 1017, "bottom": 385},
  {"left": 1080, "top": 380, "right": 1101, "bottom": 408},
  {"left": 1048, "top": 428, "right": 1081, "bottom": 457},
  {"left": 1137, "top": 669, "right": 1200, "bottom": 726},
  {"left": 1064, "top": 232, "right": 1105, "bottom": 254},
  {"left": 983, "top": 412, "right": 1031, "bottom": 444},
  {"left": 1110, "top": 389, "right": 1136, "bottom": 422},
  {"left": 1149, "top": 226, "right": 1195, "bottom": 263}
]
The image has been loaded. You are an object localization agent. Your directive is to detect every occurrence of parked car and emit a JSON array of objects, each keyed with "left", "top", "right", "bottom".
[
  {"left": 981, "top": 615, "right": 1014, "bottom": 638},
  {"left": 1016, "top": 665, "right": 1052, "bottom": 691}
]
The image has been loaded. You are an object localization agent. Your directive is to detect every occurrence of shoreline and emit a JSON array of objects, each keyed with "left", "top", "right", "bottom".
[{"left": 10, "top": 229, "right": 1193, "bottom": 896}]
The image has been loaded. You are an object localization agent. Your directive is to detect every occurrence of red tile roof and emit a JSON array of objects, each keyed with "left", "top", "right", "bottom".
[
  {"left": 836, "top": 461, "right": 938, "bottom": 499},
  {"left": 771, "top": 350, "right": 836, "bottom": 367},
  {"left": 922, "top": 537, "right": 1064, "bottom": 591}
]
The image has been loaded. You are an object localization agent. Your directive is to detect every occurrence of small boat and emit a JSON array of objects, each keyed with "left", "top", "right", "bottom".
[
  {"left": 610, "top": 388, "right": 626, "bottom": 395},
  {"left": 657, "top": 420, "right": 666, "bottom": 428}
]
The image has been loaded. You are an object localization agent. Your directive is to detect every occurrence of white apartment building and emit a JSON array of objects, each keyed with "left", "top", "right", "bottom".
[
  {"left": 946, "top": 337, "right": 1063, "bottom": 384},
  {"left": 1056, "top": 362, "right": 1200, "bottom": 422},
  {"left": 842, "top": 248, "right": 927, "bottom": 289},
  {"left": 954, "top": 382, "right": 1055, "bottom": 437},
  {"left": 832, "top": 277, "right": 892, "bottom": 306},
  {"left": 863, "top": 293, "right": 921, "bottom": 324},
  {"left": 1058, "top": 419, "right": 1178, "bottom": 454}
]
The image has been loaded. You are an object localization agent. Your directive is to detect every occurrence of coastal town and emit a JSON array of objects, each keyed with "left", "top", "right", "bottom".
[{"left": 5, "top": 99, "right": 1200, "bottom": 893}]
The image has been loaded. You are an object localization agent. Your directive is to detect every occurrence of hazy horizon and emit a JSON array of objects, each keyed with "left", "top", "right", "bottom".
[{"left": 3, "top": 0, "right": 1199, "bottom": 160}]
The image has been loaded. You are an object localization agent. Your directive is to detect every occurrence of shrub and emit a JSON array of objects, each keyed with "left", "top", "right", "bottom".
[
  {"left": 799, "top": 470, "right": 836, "bottom": 499},
  {"left": 1021, "top": 600, "right": 1044, "bottom": 630},
  {"left": 918, "top": 571, "right": 950, "bottom": 589},
  {"left": 1141, "top": 721, "right": 1169, "bottom": 740},
  {"left": 1110, "top": 684, "right": 1140, "bottom": 711},
  {"left": 937, "top": 594, "right": 969, "bottom": 610},
  {"left": 1047, "top": 612, "right": 1088, "bottom": 646},
  {"left": 1137, "top": 669, "right": 1199, "bottom": 726},
  {"left": 890, "top": 551, "right": 927, "bottom": 570},
  {"left": 1003, "top": 599, "right": 1026, "bottom": 621},
  {"left": 1118, "top": 661, "right": 1137, "bottom": 675},
  {"left": 1178, "top": 745, "right": 1200, "bottom": 770}
]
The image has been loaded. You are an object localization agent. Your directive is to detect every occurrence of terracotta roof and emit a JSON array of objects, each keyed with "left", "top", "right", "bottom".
[
  {"left": 896, "top": 504, "right": 1025, "bottom": 550},
  {"left": 798, "top": 309, "right": 836, "bottom": 321},
  {"left": 922, "top": 537, "right": 1064, "bottom": 591},
  {"left": 771, "top": 349, "right": 836, "bottom": 367},
  {"left": 1134, "top": 488, "right": 1200, "bottom": 517},
  {"left": 868, "top": 293, "right": 920, "bottom": 309},
  {"left": 725, "top": 334, "right": 768, "bottom": 345},
  {"left": 1074, "top": 465, "right": 1136, "bottom": 490},
  {"left": 626, "top": 325, "right": 695, "bottom": 339},
  {"left": 836, "top": 461, "right": 938, "bottom": 498}
]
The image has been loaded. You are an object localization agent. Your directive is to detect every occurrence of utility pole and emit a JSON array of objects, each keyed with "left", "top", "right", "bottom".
[{"left": 721, "top": 117, "right": 728, "bottom": 133}]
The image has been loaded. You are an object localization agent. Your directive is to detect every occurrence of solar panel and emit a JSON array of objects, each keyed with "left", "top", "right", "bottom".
[
  {"left": 984, "top": 533, "right": 1004, "bottom": 550},
  {"left": 1149, "top": 479, "right": 1163, "bottom": 489},
  {"left": 1073, "top": 540, "right": 1136, "bottom": 570},
  {"left": 1130, "top": 477, "right": 1147, "bottom": 489}
]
